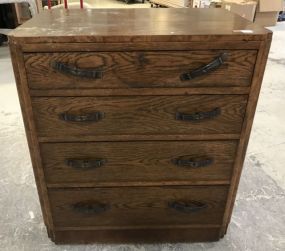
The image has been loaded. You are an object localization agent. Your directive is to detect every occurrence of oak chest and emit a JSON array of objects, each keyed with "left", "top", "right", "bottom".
[{"left": 9, "top": 8, "right": 272, "bottom": 243}]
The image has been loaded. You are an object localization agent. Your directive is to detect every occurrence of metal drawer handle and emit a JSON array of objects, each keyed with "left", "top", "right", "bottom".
[
  {"left": 172, "top": 157, "right": 213, "bottom": 168},
  {"left": 51, "top": 61, "right": 103, "bottom": 79},
  {"left": 66, "top": 159, "right": 106, "bottom": 169},
  {"left": 59, "top": 111, "right": 104, "bottom": 122},
  {"left": 180, "top": 53, "right": 228, "bottom": 81},
  {"left": 72, "top": 201, "right": 110, "bottom": 214},
  {"left": 176, "top": 107, "right": 221, "bottom": 122},
  {"left": 169, "top": 201, "right": 207, "bottom": 213}
]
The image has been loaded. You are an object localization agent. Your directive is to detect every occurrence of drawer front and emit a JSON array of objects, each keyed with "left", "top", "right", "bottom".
[
  {"left": 41, "top": 141, "right": 237, "bottom": 184},
  {"left": 49, "top": 186, "right": 228, "bottom": 227},
  {"left": 32, "top": 95, "right": 247, "bottom": 138},
  {"left": 24, "top": 50, "right": 257, "bottom": 89}
]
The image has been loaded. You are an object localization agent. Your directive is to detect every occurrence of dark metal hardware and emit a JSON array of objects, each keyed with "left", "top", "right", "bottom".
[
  {"left": 72, "top": 201, "right": 110, "bottom": 214},
  {"left": 66, "top": 159, "right": 106, "bottom": 169},
  {"left": 59, "top": 111, "right": 104, "bottom": 122},
  {"left": 172, "top": 157, "right": 213, "bottom": 168},
  {"left": 176, "top": 107, "right": 221, "bottom": 122},
  {"left": 169, "top": 201, "right": 207, "bottom": 213},
  {"left": 180, "top": 53, "right": 228, "bottom": 81},
  {"left": 51, "top": 61, "right": 103, "bottom": 79}
]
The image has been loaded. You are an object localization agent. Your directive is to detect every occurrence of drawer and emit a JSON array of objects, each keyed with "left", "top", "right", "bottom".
[
  {"left": 41, "top": 141, "right": 238, "bottom": 185},
  {"left": 49, "top": 186, "right": 228, "bottom": 227},
  {"left": 32, "top": 95, "right": 247, "bottom": 138},
  {"left": 24, "top": 50, "right": 257, "bottom": 89}
]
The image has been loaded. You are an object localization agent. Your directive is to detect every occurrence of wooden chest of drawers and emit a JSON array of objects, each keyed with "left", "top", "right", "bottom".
[{"left": 9, "top": 8, "right": 272, "bottom": 243}]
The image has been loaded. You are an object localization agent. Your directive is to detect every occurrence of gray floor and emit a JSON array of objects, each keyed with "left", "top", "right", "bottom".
[{"left": 0, "top": 21, "right": 285, "bottom": 251}]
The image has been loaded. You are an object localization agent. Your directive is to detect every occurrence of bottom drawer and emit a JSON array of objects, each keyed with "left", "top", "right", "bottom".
[{"left": 49, "top": 186, "right": 228, "bottom": 228}]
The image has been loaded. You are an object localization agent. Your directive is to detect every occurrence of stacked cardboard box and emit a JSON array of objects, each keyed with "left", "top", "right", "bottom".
[
  {"left": 14, "top": 3, "right": 32, "bottom": 25},
  {"left": 150, "top": 0, "right": 190, "bottom": 7},
  {"left": 209, "top": 1, "right": 222, "bottom": 8},
  {"left": 191, "top": 0, "right": 212, "bottom": 8},
  {"left": 220, "top": 0, "right": 284, "bottom": 26},
  {"left": 255, "top": 0, "right": 284, "bottom": 26},
  {"left": 167, "top": 0, "right": 189, "bottom": 7},
  {"left": 221, "top": 0, "right": 257, "bottom": 21}
]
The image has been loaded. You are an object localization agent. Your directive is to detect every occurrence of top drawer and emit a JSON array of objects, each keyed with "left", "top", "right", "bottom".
[{"left": 24, "top": 50, "right": 257, "bottom": 89}]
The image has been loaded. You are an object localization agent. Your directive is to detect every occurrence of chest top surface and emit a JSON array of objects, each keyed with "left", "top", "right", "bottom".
[{"left": 9, "top": 8, "right": 271, "bottom": 44}]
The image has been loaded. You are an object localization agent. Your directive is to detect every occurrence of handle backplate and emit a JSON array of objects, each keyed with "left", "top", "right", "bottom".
[
  {"left": 172, "top": 157, "right": 213, "bottom": 168},
  {"left": 176, "top": 107, "right": 221, "bottom": 122},
  {"left": 51, "top": 61, "right": 103, "bottom": 79},
  {"left": 66, "top": 159, "right": 106, "bottom": 169},
  {"left": 59, "top": 111, "right": 104, "bottom": 122},
  {"left": 169, "top": 201, "right": 207, "bottom": 213},
  {"left": 72, "top": 201, "right": 110, "bottom": 214},
  {"left": 180, "top": 53, "right": 228, "bottom": 81}
]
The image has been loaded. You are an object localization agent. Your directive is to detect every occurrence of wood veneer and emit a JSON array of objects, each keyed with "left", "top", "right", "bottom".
[
  {"left": 41, "top": 141, "right": 238, "bottom": 185},
  {"left": 31, "top": 95, "right": 247, "bottom": 138},
  {"left": 49, "top": 186, "right": 228, "bottom": 227},
  {"left": 24, "top": 50, "right": 256, "bottom": 89},
  {"left": 9, "top": 8, "right": 272, "bottom": 243}
]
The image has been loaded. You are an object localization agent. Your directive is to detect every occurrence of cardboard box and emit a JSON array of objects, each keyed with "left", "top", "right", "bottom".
[
  {"left": 192, "top": 0, "right": 201, "bottom": 7},
  {"left": 222, "top": 1, "right": 257, "bottom": 21},
  {"left": 224, "top": 0, "right": 284, "bottom": 12},
  {"left": 209, "top": 1, "right": 222, "bottom": 8},
  {"left": 254, "top": 11, "right": 279, "bottom": 26},
  {"left": 14, "top": 3, "right": 32, "bottom": 25},
  {"left": 257, "top": 0, "right": 283, "bottom": 12}
]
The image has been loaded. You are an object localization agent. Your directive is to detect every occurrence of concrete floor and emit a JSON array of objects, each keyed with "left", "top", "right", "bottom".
[{"left": 0, "top": 8, "right": 285, "bottom": 251}]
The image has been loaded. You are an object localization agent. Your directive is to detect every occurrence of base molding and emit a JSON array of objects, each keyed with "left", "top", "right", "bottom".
[{"left": 51, "top": 227, "right": 222, "bottom": 244}]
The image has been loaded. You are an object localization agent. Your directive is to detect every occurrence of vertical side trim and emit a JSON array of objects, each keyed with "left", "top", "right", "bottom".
[
  {"left": 220, "top": 37, "right": 272, "bottom": 237},
  {"left": 9, "top": 39, "right": 54, "bottom": 238}
]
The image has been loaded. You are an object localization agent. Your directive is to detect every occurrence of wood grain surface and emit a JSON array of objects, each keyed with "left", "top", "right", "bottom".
[
  {"left": 9, "top": 43, "right": 55, "bottom": 237},
  {"left": 48, "top": 186, "right": 228, "bottom": 227},
  {"left": 41, "top": 141, "right": 237, "bottom": 185},
  {"left": 38, "top": 134, "right": 241, "bottom": 143},
  {"left": 31, "top": 95, "right": 248, "bottom": 138},
  {"left": 8, "top": 7, "right": 272, "bottom": 244},
  {"left": 52, "top": 227, "right": 221, "bottom": 243},
  {"left": 8, "top": 8, "right": 271, "bottom": 44},
  {"left": 20, "top": 41, "right": 261, "bottom": 53},
  {"left": 220, "top": 38, "right": 272, "bottom": 236},
  {"left": 24, "top": 50, "right": 257, "bottom": 89},
  {"left": 29, "top": 87, "right": 251, "bottom": 97}
]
